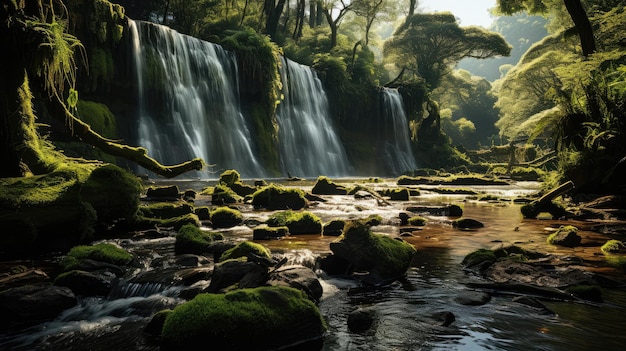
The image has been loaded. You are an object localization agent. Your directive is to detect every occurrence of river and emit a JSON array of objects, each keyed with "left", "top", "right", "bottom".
[{"left": 1, "top": 178, "right": 625, "bottom": 350}]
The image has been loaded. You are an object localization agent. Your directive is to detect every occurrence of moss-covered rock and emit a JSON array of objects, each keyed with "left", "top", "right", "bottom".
[
  {"left": 137, "top": 202, "right": 194, "bottom": 219},
  {"left": 135, "top": 213, "right": 201, "bottom": 231},
  {"left": 160, "top": 286, "right": 326, "bottom": 350},
  {"left": 175, "top": 224, "right": 223, "bottom": 255},
  {"left": 210, "top": 184, "right": 243, "bottom": 204},
  {"left": 461, "top": 248, "right": 497, "bottom": 268},
  {"left": 253, "top": 225, "right": 289, "bottom": 240},
  {"left": 388, "top": 188, "right": 410, "bottom": 201},
  {"left": 251, "top": 184, "right": 307, "bottom": 210},
  {"left": 219, "top": 169, "right": 241, "bottom": 186},
  {"left": 311, "top": 176, "right": 349, "bottom": 195},
  {"left": 219, "top": 241, "right": 271, "bottom": 262},
  {"left": 285, "top": 211, "right": 322, "bottom": 235},
  {"left": 327, "top": 221, "right": 416, "bottom": 282},
  {"left": 408, "top": 216, "right": 427, "bottom": 226},
  {"left": 210, "top": 207, "right": 243, "bottom": 228},
  {"left": 80, "top": 164, "right": 142, "bottom": 222},
  {"left": 547, "top": 225, "right": 581, "bottom": 247},
  {"left": 601, "top": 239, "right": 626, "bottom": 254},
  {"left": 145, "top": 185, "right": 180, "bottom": 200},
  {"left": 53, "top": 269, "right": 111, "bottom": 296},
  {"left": 59, "top": 243, "right": 132, "bottom": 271}
]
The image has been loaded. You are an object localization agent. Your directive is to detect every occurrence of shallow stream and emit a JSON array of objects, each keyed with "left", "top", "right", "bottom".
[{"left": 2, "top": 178, "right": 625, "bottom": 350}]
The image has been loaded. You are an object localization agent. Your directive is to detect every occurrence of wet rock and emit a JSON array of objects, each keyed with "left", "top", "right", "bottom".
[
  {"left": 210, "top": 207, "right": 243, "bottom": 228},
  {"left": 430, "top": 311, "right": 456, "bottom": 327},
  {"left": 547, "top": 225, "right": 581, "bottom": 247},
  {"left": 399, "top": 212, "right": 410, "bottom": 225},
  {"left": 452, "top": 218, "right": 484, "bottom": 229},
  {"left": 253, "top": 225, "right": 289, "bottom": 240},
  {"left": 145, "top": 309, "right": 172, "bottom": 336},
  {"left": 348, "top": 307, "right": 376, "bottom": 333},
  {"left": 311, "top": 176, "right": 348, "bottom": 195},
  {"left": 146, "top": 185, "right": 180, "bottom": 200},
  {"left": 0, "top": 285, "right": 77, "bottom": 330},
  {"left": 454, "top": 291, "right": 491, "bottom": 306},
  {"left": 406, "top": 204, "right": 463, "bottom": 217},
  {"left": 268, "top": 265, "right": 323, "bottom": 302},
  {"left": 72, "top": 258, "right": 125, "bottom": 276},
  {"left": 323, "top": 220, "right": 345, "bottom": 236},
  {"left": 207, "top": 259, "right": 269, "bottom": 292},
  {"left": 251, "top": 184, "right": 307, "bottom": 210},
  {"left": 389, "top": 188, "right": 410, "bottom": 201},
  {"left": 175, "top": 254, "right": 210, "bottom": 267},
  {"left": 0, "top": 268, "right": 49, "bottom": 290},
  {"left": 354, "top": 190, "right": 374, "bottom": 199},
  {"left": 54, "top": 270, "right": 113, "bottom": 296},
  {"left": 512, "top": 296, "right": 555, "bottom": 314}
]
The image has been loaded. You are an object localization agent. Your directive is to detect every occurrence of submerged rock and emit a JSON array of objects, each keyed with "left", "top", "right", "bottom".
[
  {"left": 547, "top": 225, "right": 581, "bottom": 247},
  {"left": 348, "top": 307, "right": 376, "bottom": 333}
]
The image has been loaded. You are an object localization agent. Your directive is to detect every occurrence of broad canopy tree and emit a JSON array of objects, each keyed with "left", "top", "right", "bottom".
[{"left": 383, "top": 13, "right": 512, "bottom": 89}]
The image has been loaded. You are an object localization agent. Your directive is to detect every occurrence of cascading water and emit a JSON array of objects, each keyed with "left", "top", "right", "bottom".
[
  {"left": 276, "top": 57, "right": 350, "bottom": 177},
  {"left": 379, "top": 88, "right": 417, "bottom": 175},
  {"left": 129, "top": 20, "right": 264, "bottom": 178}
]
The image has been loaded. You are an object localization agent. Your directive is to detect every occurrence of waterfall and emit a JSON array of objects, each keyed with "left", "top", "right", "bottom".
[
  {"left": 128, "top": 20, "right": 264, "bottom": 178},
  {"left": 276, "top": 58, "right": 350, "bottom": 177},
  {"left": 380, "top": 88, "right": 417, "bottom": 175}
]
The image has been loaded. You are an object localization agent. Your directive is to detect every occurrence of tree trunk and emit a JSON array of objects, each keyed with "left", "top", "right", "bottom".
[
  {"left": 316, "top": 1, "right": 324, "bottom": 26},
  {"left": 563, "top": 0, "right": 596, "bottom": 57},
  {"left": 309, "top": 0, "right": 316, "bottom": 27},
  {"left": 323, "top": 9, "right": 338, "bottom": 48},
  {"left": 264, "top": 0, "right": 287, "bottom": 39}
]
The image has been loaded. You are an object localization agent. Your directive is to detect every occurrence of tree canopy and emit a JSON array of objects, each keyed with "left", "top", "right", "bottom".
[{"left": 383, "top": 13, "right": 511, "bottom": 88}]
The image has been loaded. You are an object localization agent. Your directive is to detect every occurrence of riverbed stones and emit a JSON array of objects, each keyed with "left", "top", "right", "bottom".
[
  {"left": 452, "top": 218, "right": 484, "bottom": 229},
  {"left": 348, "top": 307, "right": 376, "bottom": 333},
  {"left": 53, "top": 269, "right": 113, "bottom": 296},
  {"left": 267, "top": 265, "right": 323, "bottom": 302},
  {"left": 312, "top": 176, "right": 349, "bottom": 195},
  {"left": 454, "top": 290, "right": 492, "bottom": 306}
]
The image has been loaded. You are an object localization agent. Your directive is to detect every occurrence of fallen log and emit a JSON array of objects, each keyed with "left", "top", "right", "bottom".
[{"left": 521, "top": 181, "right": 575, "bottom": 219}]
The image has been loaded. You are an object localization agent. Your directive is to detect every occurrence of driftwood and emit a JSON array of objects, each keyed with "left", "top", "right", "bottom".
[
  {"left": 48, "top": 94, "right": 205, "bottom": 178},
  {"left": 521, "top": 181, "right": 575, "bottom": 219}
]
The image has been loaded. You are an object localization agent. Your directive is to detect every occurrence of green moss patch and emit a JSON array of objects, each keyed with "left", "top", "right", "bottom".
[
  {"left": 408, "top": 216, "right": 427, "bottom": 226},
  {"left": 161, "top": 286, "right": 326, "bottom": 349},
  {"left": 547, "top": 225, "right": 581, "bottom": 247},
  {"left": 219, "top": 241, "right": 271, "bottom": 262},
  {"left": 175, "top": 224, "right": 223, "bottom": 254},
  {"left": 312, "top": 176, "right": 349, "bottom": 195},
  {"left": 59, "top": 243, "right": 132, "bottom": 271},
  {"left": 251, "top": 184, "right": 307, "bottom": 210},
  {"left": 137, "top": 202, "right": 194, "bottom": 219},
  {"left": 601, "top": 240, "right": 625, "bottom": 254},
  {"left": 210, "top": 207, "right": 243, "bottom": 228}
]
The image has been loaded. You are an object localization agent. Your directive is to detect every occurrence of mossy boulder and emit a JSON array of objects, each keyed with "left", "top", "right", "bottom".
[
  {"left": 175, "top": 224, "right": 223, "bottom": 254},
  {"left": 53, "top": 269, "right": 111, "bottom": 296},
  {"left": 0, "top": 163, "right": 141, "bottom": 254},
  {"left": 251, "top": 184, "right": 307, "bottom": 210},
  {"left": 253, "top": 225, "right": 289, "bottom": 240},
  {"left": 219, "top": 241, "right": 272, "bottom": 262},
  {"left": 210, "top": 207, "right": 243, "bottom": 228},
  {"left": 219, "top": 169, "right": 241, "bottom": 186},
  {"left": 547, "top": 225, "right": 581, "bottom": 247},
  {"left": 408, "top": 216, "right": 427, "bottom": 226},
  {"left": 388, "top": 188, "right": 410, "bottom": 201},
  {"left": 146, "top": 185, "right": 181, "bottom": 200},
  {"left": 311, "top": 176, "right": 349, "bottom": 195},
  {"left": 327, "top": 221, "right": 416, "bottom": 282},
  {"left": 135, "top": 213, "right": 201, "bottom": 231},
  {"left": 210, "top": 184, "right": 243, "bottom": 204},
  {"left": 285, "top": 211, "right": 322, "bottom": 235},
  {"left": 137, "top": 202, "right": 194, "bottom": 219},
  {"left": 59, "top": 243, "right": 133, "bottom": 272},
  {"left": 462, "top": 248, "right": 497, "bottom": 268},
  {"left": 160, "top": 286, "right": 326, "bottom": 350}
]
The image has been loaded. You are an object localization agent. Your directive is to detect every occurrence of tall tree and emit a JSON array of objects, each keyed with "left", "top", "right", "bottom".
[
  {"left": 384, "top": 13, "right": 511, "bottom": 88},
  {"left": 352, "top": 0, "right": 385, "bottom": 46},
  {"left": 264, "top": 0, "right": 288, "bottom": 39},
  {"left": 321, "top": 0, "right": 355, "bottom": 48}
]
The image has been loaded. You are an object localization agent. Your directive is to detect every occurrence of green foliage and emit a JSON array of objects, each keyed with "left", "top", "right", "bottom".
[
  {"left": 210, "top": 206, "right": 243, "bottom": 228},
  {"left": 161, "top": 286, "right": 326, "bottom": 349},
  {"left": 60, "top": 243, "right": 132, "bottom": 271},
  {"left": 219, "top": 241, "right": 271, "bottom": 262},
  {"left": 384, "top": 13, "right": 511, "bottom": 88}
]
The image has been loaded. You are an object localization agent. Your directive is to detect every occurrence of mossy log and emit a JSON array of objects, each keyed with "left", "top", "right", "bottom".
[{"left": 47, "top": 94, "right": 205, "bottom": 178}]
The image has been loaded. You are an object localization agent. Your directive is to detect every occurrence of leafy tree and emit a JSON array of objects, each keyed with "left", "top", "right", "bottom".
[
  {"left": 383, "top": 13, "right": 511, "bottom": 89},
  {"left": 321, "top": 0, "right": 355, "bottom": 48},
  {"left": 435, "top": 70, "right": 500, "bottom": 148}
]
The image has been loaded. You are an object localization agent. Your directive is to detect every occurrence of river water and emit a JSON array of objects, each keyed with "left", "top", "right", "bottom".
[{"left": 2, "top": 178, "right": 625, "bottom": 350}]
